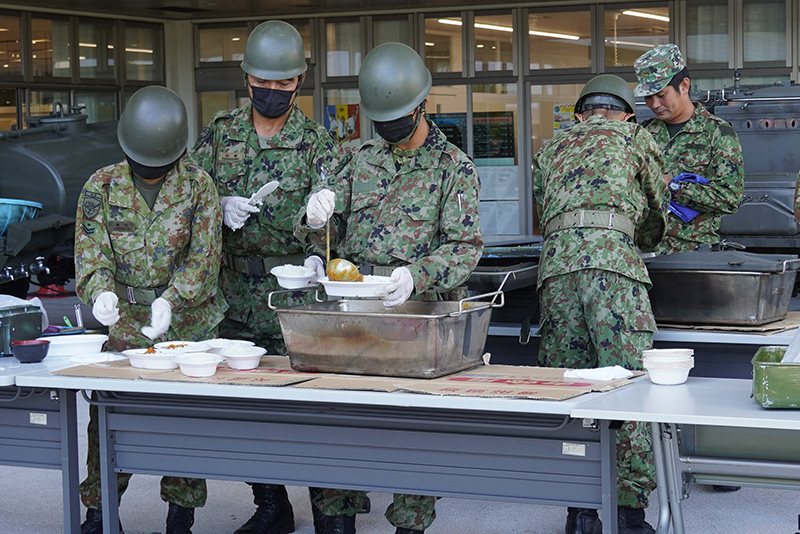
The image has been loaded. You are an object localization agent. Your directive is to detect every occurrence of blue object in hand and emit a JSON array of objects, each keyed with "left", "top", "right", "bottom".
[{"left": 669, "top": 173, "right": 709, "bottom": 223}]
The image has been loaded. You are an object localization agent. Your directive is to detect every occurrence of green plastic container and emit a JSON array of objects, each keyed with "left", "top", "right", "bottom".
[{"left": 752, "top": 346, "right": 800, "bottom": 408}]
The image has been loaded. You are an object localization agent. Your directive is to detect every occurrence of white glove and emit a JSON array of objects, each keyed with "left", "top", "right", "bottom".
[
  {"left": 382, "top": 266, "right": 414, "bottom": 309},
  {"left": 220, "top": 196, "right": 260, "bottom": 231},
  {"left": 92, "top": 291, "right": 119, "bottom": 326},
  {"left": 306, "top": 189, "right": 335, "bottom": 229},
  {"left": 304, "top": 255, "right": 325, "bottom": 282},
  {"left": 141, "top": 298, "right": 172, "bottom": 340}
]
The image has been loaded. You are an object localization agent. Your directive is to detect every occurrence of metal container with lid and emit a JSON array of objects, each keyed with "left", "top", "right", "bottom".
[
  {"left": 269, "top": 290, "right": 503, "bottom": 378},
  {"left": 646, "top": 247, "right": 800, "bottom": 326}
]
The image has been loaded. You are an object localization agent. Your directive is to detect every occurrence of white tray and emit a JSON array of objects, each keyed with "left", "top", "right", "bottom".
[{"left": 319, "top": 275, "right": 391, "bottom": 298}]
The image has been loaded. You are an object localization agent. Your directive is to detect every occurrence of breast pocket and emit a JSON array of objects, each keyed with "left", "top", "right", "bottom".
[
  {"left": 109, "top": 231, "right": 147, "bottom": 272},
  {"left": 391, "top": 197, "right": 439, "bottom": 262}
]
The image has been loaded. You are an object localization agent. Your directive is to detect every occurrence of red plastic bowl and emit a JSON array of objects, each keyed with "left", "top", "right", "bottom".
[{"left": 10, "top": 339, "right": 50, "bottom": 363}]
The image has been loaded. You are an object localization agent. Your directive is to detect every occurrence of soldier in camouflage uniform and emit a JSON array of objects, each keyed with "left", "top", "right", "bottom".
[
  {"left": 532, "top": 75, "right": 670, "bottom": 534},
  {"left": 634, "top": 44, "right": 744, "bottom": 254},
  {"left": 75, "top": 86, "right": 225, "bottom": 534},
  {"left": 186, "top": 20, "right": 341, "bottom": 534},
  {"left": 295, "top": 43, "right": 482, "bottom": 534}
]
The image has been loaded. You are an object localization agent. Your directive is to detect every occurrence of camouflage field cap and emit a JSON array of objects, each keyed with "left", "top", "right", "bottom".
[{"left": 633, "top": 44, "right": 686, "bottom": 97}]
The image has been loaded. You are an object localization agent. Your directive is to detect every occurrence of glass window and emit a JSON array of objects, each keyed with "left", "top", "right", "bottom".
[
  {"left": 474, "top": 83, "right": 519, "bottom": 235},
  {"left": 295, "top": 22, "right": 312, "bottom": 62},
  {"left": 474, "top": 13, "right": 514, "bottom": 72},
  {"left": 198, "top": 91, "right": 232, "bottom": 127},
  {"left": 428, "top": 85, "right": 468, "bottom": 153},
  {"left": 295, "top": 93, "right": 314, "bottom": 120},
  {"left": 198, "top": 25, "right": 249, "bottom": 63},
  {"left": 743, "top": 0, "right": 785, "bottom": 63},
  {"left": 74, "top": 91, "right": 116, "bottom": 122},
  {"left": 326, "top": 20, "right": 361, "bottom": 77},
  {"left": 125, "top": 23, "right": 163, "bottom": 81},
  {"left": 686, "top": 1, "right": 728, "bottom": 64},
  {"left": 25, "top": 90, "right": 71, "bottom": 123},
  {"left": 604, "top": 6, "right": 670, "bottom": 67},
  {"left": 424, "top": 14, "right": 462, "bottom": 74},
  {"left": 373, "top": 17, "right": 409, "bottom": 47},
  {"left": 31, "top": 16, "right": 71, "bottom": 78},
  {"left": 528, "top": 9, "right": 591, "bottom": 70},
  {"left": 0, "top": 87, "right": 17, "bottom": 130},
  {"left": 324, "top": 88, "right": 361, "bottom": 150},
  {"left": 79, "top": 20, "right": 115, "bottom": 80},
  {"left": 0, "top": 14, "right": 22, "bottom": 77},
  {"left": 530, "top": 83, "right": 581, "bottom": 155}
]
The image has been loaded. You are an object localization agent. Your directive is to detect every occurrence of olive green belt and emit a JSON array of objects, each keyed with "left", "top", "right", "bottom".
[
  {"left": 544, "top": 209, "right": 634, "bottom": 240},
  {"left": 114, "top": 282, "right": 166, "bottom": 306},
  {"left": 223, "top": 252, "right": 306, "bottom": 276}
]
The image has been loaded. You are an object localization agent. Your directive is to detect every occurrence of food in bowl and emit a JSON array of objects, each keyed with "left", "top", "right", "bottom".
[
  {"left": 173, "top": 353, "right": 223, "bottom": 377},
  {"left": 326, "top": 258, "right": 363, "bottom": 282},
  {"left": 204, "top": 338, "right": 256, "bottom": 354},
  {"left": 10, "top": 339, "right": 50, "bottom": 363},
  {"left": 270, "top": 264, "right": 315, "bottom": 289},
  {"left": 123, "top": 348, "right": 179, "bottom": 369},
  {"left": 220, "top": 345, "right": 267, "bottom": 370},
  {"left": 154, "top": 341, "right": 211, "bottom": 353}
]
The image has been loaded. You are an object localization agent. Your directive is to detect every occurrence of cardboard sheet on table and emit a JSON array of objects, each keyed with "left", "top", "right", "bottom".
[
  {"left": 657, "top": 311, "right": 800, "bottom": 334},
  {"left": 397, "top": 364, "right": 641, "bottom": 401},
  {"left": 293, "top": 375, "right": 417, "bottom": 392},
  {"left": 54, "top": 359, "right": 170, "bottom": 380}
]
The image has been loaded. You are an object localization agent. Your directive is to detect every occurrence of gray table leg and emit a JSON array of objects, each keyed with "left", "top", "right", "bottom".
[
  {"left": 661, "top": 423, "right": 686, "bottom": 534},
  {"left": 650, "top": 421, "right": 672, "bottom": 534},
  {"left": 98, "top": 401, "right": 121, "bottom": 534},
  {"left": 59, "top": 389, "right": 81, "bottom": 534},
  {"left": 599, "top": 420, "right": 619, "bottom": 534}
]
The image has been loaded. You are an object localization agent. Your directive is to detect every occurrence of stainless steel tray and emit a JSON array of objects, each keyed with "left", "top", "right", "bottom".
[{"left": 269, "top": 290, "right": 503, "bottom": 378}]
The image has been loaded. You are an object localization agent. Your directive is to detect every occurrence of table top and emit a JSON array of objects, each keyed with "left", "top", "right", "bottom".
[
  {"left": 14, "top": 362, "right": 602, "bottom": 415},
  {"left": 0, "top": 355, "right": 82, "bottom": 387},
  {"left": 572, "top": 377, "right": 800, "bottom": 430}
]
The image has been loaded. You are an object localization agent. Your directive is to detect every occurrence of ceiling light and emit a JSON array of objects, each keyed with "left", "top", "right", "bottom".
[
  {"left": 474, "top": 22, "right": 513, "bottom": 33},
  {"left": 476, "top": 44, "right": 484, "bottom": 48},
  {"left": 424, "top": 42, "right": 434, "bottom": 47},
  {"left": 529, "top": 30, "right": 580, "bottom": 41},
  {"left": 622, "top": 10, "right": 670, "bottom": 22},
  {"left": 79, "top": 42, "right": 98, "bottom": 48},
  {"left": 437, "top": 19, "right": 462, "bottom": 27},
  {"left": 605, "top": 39, "right": 657, "bottom": 49},
  {"left": 125, "top": 47, "right": 153, "bottom": 54},
  {"left": 232, "top": 37, "right": 240, "bottom": 41}
]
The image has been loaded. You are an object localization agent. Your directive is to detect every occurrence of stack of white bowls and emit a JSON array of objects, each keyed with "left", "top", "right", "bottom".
[{"left": 641, "top": 348, "right": 694, "bottom": 385}]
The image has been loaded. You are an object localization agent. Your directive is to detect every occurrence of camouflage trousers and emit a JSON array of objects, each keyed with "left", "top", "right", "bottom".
[
  {"left": 538, "top": 269, "right": 657, "bottom": 508},
  {"left": 79, "top": 394, "right": 207, "bottom": 509},
  {"left": 311, "top": 488, "right": 436, "bottom": 530}
]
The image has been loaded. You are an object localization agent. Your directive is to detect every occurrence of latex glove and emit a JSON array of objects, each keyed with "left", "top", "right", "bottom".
[
  {"left": 306, "top": 189, "right": 335, "bottom": 229},
  {"left": 220, "top": 196, "right": 260, "bottom": 231},
  {"left": 92, "top": 291, "right": 119, "bottom": 326},
  {"left": 304, "top": 255, "right": 325, "bottom": 282},
  {"left": 141, "top": 298, "right": 172, "bottom": 340},
  {"left": 382, "top": 266, "right": 414, "bottom": 309}
]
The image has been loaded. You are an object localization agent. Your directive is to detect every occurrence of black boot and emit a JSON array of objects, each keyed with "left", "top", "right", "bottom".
[
  {"left": 617, "top": 506, "right": 655, "bottom": 534},
  {"left": 234, "top": 483, "right": 295, "bottom": 534},
  {"left": 166, "top": 502, "right": 195, "bottom": 534},
  {"left": 81, "top": 508, "right": 125, "bottom": 534},
  {"left": 314, "top": 513, "right": 356, "bottom": 534},
  {"left": 565, "top": 507, "right": 602, "bottom": 534},
  {"left": 396, "top": 528, "right": 424, "bottom": 533}
]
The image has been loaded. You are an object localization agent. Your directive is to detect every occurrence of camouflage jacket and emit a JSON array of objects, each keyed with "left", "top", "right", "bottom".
[
  {"left": 532, "top": 114, "right": 670, "bottom": 288},
  {"left": 296, "top": 120, "right": 483, "bottom": 296},
  {"left": 74, "top": 160, "right": 226, "bottom": 338},
  {"left": 187, "top": 104, "right": 341, "bottom": 258},
  {"left": 642, "top": 103, "right": 744, "bottom": 254}
]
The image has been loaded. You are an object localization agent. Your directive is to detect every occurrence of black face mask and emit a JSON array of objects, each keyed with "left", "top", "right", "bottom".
[
  {"left": 127, "top": 154, "right": 182, "bottom": 181},
  {"left": 250, "top": 85, "right": 295, "bottom": 119},
  {"left": 374, "top": 105, "right": 423, "bottom": 144}
]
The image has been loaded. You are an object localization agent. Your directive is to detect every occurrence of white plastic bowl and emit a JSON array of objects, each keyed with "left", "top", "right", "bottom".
[
  {"left": 154, "top": 341, "right": 211, "bottom": 353},
  {"left": 37, "top": 333, "right": 108, "bottom": 357},
  {"left": 172, "top": 353, "right": 223, "bottom": 377},
  {"left": 204, "top": 338, "right": 255, "bottom": 355},
  {"left": 319, "top": 275, "right": 391, "bottom": 298},
  {"left": 270, "top": 265, "right": 315, "bottom": 289},
  {"left": 122, "top": 348, "right": 179, "bottom": 370},
  {"left": 645, "top": 357, "right": 694, "bottom": 385},
  {"left": 220, "top": 345, "right": 267, "bottom": 370}
]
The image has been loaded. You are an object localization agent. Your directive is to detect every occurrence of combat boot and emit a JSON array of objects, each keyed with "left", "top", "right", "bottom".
[
  {"left": 565, "top": 507, "right": 602, "bottom": 534},
  {"left": 234, "top": 483, "right": 295, "bottom": 534},
  {"left": 617, "top": 506, "right": 655, "bottom": 534},
  {"left": 166, "top": 502, "right": 195, "bottom": 534},
  {"left": 396, "top": 528, "right": 424, "bottom": 533},
  {"left": 313, "top": 513, "right": 356, "bottom": 534},
  {"left": 80, "top": 507, "right": 125, "bottom": 534}
]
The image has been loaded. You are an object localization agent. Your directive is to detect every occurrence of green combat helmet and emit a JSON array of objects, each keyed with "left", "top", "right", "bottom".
[
  {"left": 574, "top": 74, "right": 636, "bottom": 118},
  {"left": 358, "top": 42, "right": 432, "bottom": 122},
  {"left": 117, "top": 86, "right": 188, "bottom": 166},
  {"left": 241, "top": 20, "right": 307, "bottom": 81}
]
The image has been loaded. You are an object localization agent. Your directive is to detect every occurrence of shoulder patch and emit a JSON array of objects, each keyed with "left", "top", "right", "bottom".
[
  {"left": 81, "top": 220, "right": 98, "bottom": 236},
  {"left": 718, "top": 121, "right": 737, "bottom": 138},
  {"left": 81, "top": 191, "right": 103, "bottom": 219}
]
